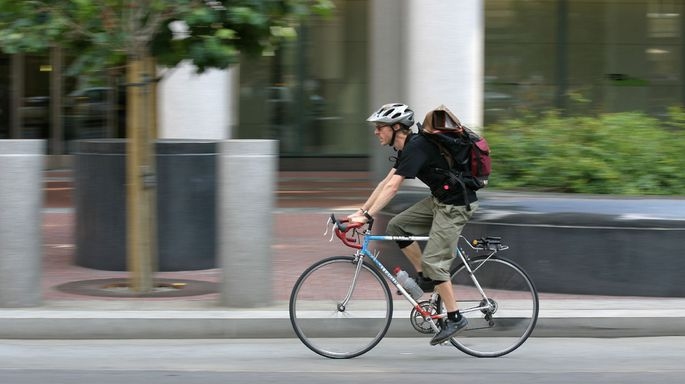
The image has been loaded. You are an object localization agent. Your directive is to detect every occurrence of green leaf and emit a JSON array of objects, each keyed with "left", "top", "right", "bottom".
[
  {"left": 0, "top": 0, "right": 336, "bottom": 74},
  {"left": 215, "top": 28, "right": 236, "bottom": 40}
]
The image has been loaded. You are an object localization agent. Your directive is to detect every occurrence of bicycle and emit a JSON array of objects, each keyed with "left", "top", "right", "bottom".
[{"left": 289, "top": 213, "right": 539, "bottom": 359}]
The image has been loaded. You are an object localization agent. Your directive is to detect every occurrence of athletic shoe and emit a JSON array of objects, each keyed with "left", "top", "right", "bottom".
[{"left": 430, "top": 316, "right": 468, "bottom": 345}]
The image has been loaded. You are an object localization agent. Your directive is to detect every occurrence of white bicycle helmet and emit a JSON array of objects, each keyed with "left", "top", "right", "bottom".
[{"left": 367, "top": 103, "right": 415, "bottom": 127}]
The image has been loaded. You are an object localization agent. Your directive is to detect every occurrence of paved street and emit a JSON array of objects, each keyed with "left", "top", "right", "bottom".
[{"left": 1, "top": 337, "right": 684, "bottom": 383}]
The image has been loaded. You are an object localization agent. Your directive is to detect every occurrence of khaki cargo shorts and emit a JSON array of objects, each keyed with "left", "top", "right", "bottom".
[{"left": 386, "top": 196, "right": 478, "bottom": 282}]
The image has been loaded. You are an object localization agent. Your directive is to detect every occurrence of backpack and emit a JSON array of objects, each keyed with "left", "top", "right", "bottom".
[{"left": 418, "top": 105, "right": 491, "bottom": 198}]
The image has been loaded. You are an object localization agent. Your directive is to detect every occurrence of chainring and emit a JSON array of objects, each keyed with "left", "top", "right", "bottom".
[{"left": 409, "top": 300, "right": 439, "bottom": 334}]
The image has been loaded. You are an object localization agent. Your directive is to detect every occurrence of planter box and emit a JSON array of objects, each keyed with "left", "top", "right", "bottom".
[
  {"left": 73, "top": 139, "right": 217, "bottom": 271},
  {"left": 377, "top": 188, "right": 685, "bottom": 297}
]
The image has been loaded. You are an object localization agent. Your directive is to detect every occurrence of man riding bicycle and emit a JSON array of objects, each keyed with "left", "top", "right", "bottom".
[{"left": 349, "top": 103, "right": 479, "bottom": 345}]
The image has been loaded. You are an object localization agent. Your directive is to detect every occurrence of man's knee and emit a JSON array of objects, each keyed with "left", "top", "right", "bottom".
[{"left": 386, "top": 218, "right": 412, "bottom": 248}]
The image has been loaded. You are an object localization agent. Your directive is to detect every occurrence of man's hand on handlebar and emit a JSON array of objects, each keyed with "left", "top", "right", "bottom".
[
  {"left": 348, "top": 208, "right": 373, "bottom": 225},
  {"left": 347, "top": 208, "right": 365, "bottom": 220},
  {"left": 349, "top": 214, "right": 368, "bottom": 224},
  {"left": 347, "top": 209, "right": 365, "bottom": 221}
]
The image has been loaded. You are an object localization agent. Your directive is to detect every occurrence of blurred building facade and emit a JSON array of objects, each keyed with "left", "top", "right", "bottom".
[{"left": 0, "top": 0, "right": 682, "bottom": 171}]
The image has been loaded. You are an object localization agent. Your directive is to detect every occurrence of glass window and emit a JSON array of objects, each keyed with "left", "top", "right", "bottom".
[
  {"left": 237, "top": 0, "right": 369, "bottom": 156},
  {"left": 0, "top": 54, "right": 10, "bottom": 139},
  {"left": 20, "top": 55, "right": 51, "bottom": 139},
  {"left": 63, "top": 58, "right": 125, "bottom": 152},
  {"left": 484, "top": 0, "right": 684, "bottom": 122},
  {"left": 484, "top": 0, "right": 558, "bottom": 124}
]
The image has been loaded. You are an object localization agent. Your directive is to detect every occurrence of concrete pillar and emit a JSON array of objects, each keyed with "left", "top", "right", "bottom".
[
  {"left": 0, "top": 140, "right": 44, "bottom": 307},
  {"left": 158, "top": 61, "right": 238, "bottom": 140},
  {"left": 405, "top": 0, "right": 484, "bottom": 129},
  {"left": 218, "top": 140, "right": 277, "bottom": 307},
  {"left": 368, "top": 0, "right": 484, "bottom": 181}
]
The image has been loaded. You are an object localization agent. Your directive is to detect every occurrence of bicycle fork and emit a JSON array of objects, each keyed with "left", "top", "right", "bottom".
[{"left": 335, "top": 252, "right": 367, "bottom": 312}]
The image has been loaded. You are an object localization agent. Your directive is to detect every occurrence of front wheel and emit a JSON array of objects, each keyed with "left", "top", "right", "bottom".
[
  {"left": 440, "top": 256, "right": 539, "bottom": 357},
  {"left": 289, "top": 256, "right": 393, "bottom": 359}
]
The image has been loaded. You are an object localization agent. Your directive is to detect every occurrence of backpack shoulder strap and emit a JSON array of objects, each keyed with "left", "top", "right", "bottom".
[{"left": 418, "top": 123, "right": 455, "bottom": 168}]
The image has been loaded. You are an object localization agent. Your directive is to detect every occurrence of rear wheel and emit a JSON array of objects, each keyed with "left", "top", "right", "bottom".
[{"left": 289, "top": 256, "right": 393, "bottom": 359}]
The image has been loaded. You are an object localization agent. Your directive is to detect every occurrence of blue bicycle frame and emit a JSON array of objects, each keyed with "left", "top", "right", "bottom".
[{"left": 329, "top": 214, "right": 496, "bottom": 331}]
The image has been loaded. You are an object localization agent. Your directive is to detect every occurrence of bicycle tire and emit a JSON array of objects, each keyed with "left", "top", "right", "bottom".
[
  {"left": 438, "top": 256, "right": 539, "bottom": 357},
  {"left": 289, "top": 255, "right": 393, "bottom": 359}
]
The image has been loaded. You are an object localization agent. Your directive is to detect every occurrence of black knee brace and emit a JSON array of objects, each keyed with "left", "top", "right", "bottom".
[{"left": 396, "top": 240, "right": 413, "bottom": 249}]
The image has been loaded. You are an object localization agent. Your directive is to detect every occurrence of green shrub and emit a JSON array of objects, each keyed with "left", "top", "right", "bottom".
[{"left": 485, "top": 109, "right": 685, "bottom": 195}]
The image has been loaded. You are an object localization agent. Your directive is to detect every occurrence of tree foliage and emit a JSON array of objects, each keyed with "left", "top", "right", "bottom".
[{"left": 0, "top": 0, "right": 334, "bottom": 74}]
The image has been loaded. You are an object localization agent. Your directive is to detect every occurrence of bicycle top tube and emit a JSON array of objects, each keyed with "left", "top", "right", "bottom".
[
  {"left": 327, "top": 213, "right": 508, "bottom": 252},
  {"left": 365, "top": 234, "right": 430, "bottom": 242}
]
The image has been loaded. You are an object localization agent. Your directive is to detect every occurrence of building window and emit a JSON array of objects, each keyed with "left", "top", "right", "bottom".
[
  {"left": 237, "top": 0, "right": 369, "bottom": 157},
  {"left": 484, "top": 0, "right": 683, "bottom": 123},
  {"left": 0, "top": 54, "right": 11, "bottom": 139}
]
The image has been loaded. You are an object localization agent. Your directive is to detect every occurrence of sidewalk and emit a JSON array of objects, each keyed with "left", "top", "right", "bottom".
[{"left": 0, "top": 170, "right": 684, "bottom": 339}]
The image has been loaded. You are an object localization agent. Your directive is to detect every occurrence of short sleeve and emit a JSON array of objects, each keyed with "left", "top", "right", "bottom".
[{"left": 394, "top": 138, "right": 429, "bottom": 179}]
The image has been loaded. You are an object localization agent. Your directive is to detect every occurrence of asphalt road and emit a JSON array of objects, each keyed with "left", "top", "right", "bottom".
[{"left": 1, "top": 337, "right": 684, "bottom": 383}]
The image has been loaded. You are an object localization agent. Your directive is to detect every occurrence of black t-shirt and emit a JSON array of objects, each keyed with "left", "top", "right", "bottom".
[{"left": 394, "top": 133, "right": 477, "bottom": 206}]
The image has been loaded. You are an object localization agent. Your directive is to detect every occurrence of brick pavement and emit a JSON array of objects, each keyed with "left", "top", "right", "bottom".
[
  {"left": 42, "top": 170, "right": 374, "bottom": 302},
  {"left": 42, "top": 169, "right": 622, "bottom": 303}
]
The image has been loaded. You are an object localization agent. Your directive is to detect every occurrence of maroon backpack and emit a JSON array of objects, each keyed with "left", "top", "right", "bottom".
[{"left": 418, "top": 105, "right": 491, "bottom": 191}]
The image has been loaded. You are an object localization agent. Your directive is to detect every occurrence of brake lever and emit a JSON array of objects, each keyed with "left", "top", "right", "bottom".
[{"left": 323, "top": 216, "right": 332, "bottom": 237}]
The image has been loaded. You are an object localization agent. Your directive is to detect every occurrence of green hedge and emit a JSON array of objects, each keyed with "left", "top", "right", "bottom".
[{"left": 484, "top": 108, "right": 685, "bottom": 195}]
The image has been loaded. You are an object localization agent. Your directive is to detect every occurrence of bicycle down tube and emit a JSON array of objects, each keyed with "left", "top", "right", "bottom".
[
  {"left": 360, "top": 233, "right": 494, "bottom": 326},
  {"left": 357, "top": 234, "right": 442, "bottom": 332}
]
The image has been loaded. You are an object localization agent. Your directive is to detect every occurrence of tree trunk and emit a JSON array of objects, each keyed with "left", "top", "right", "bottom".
[{"left": 126, "top": 54, "right": 157, "bottom": 292}]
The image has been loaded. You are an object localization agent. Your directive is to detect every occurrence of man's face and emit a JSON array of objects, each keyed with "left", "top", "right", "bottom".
[{"left": 374, "top": 124, "right": 394, "bottom": 145}]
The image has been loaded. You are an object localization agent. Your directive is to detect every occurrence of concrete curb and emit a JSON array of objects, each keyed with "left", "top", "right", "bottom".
[{"left": 1, "top": 299, "right": 684, "bottom": 339}]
